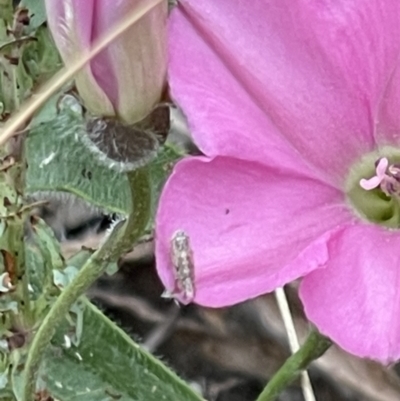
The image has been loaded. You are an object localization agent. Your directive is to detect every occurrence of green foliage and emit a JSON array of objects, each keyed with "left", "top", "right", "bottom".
[
  {"left": 21, "top": 26, "right": 62, "bottom": 85},
  {"left": 25, "top": 98, "right": 182, "bottom": 221},
  {"left": 37, "top": 299, "right": 204, "bottom": 401},
  {"left": 26, "top": 105, "right": 132, "bottom": 214},
  {"left": 27, "top": 218, "right": 63, "bottom": 307},
  {"left": 20, "top": 0, "right": 47, "bottom": 31},
  {"left": 0, "top": 0, "right": 12, "bottom": 25},
  {"left": 17, "top": 219, "right": 203, "bottom": 401},
  {"left": 0, "top": 0, "right": 60, "bottom": 118}
]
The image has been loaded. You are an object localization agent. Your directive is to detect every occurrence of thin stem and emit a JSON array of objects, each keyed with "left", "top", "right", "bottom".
[
  {"left": 255, "top": 329, "right": 331, "bottom": 401},
  {"left": 274, "top": 287, "right": 315, "bottom": 401},
  {"left": 0, "top": 0, "right": 164, "bottom": 146},
  {"left": 22, "top": 168, "right": 151, "bottom": 401}
]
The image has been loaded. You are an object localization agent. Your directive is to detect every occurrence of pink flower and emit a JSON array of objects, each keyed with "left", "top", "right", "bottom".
[
  {"left": 45, "top": 0, "right": 167, "bottom": 123},
  {"left": 156, "top": 0, "right": 400, "bottom": 362}
]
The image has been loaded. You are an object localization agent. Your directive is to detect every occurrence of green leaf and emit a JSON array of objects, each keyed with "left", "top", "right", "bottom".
[
  {"left": 26, "top": 108, "right": 132, "bottom": 214},
  {"left": 0, "top": 19, "right": 13, "bottom": 115},
  {"left": 27, "top": 94, "right": 58, "bottom": 128},
  {"left": 16, "top": 53, "right": 34, "bottom": 100},
  {"left": 20, "top": 0, "right": 47, "bottom": 31},
  {"left": 0, "top": 11, "right": 60, "bottom": 116},
  {"left": 0, "top": 0, "right": 13, "bottom": 25},
  {"left": 31, "top": 217, "right": 64, "bottom": 271},
  {"left": 20, "top": 26, "right": 62, "bottom": 85},
  {"left": 25, "top": 100, "right": 182, "bottom": 220},
  {"left": 38, "top": 298, "right": 204, "bottom": 401}
]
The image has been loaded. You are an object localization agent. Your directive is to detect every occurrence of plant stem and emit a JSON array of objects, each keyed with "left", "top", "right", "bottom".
[
  {"left": 274, "top": 287, "right": 315, "bottom": 401},
  {"left": 255, "top": 329, "right": 331, "bottom": 401},
  {"left": 22, "top": 167, "right": 151, "bottom": 401}
]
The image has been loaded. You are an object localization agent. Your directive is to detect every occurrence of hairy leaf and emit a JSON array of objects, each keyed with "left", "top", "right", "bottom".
[
  {"left": 38, "top": 298, "right": 204, "bottom": 401},
  {"left": 25, "top": 100, "right": 182, "bottom": 221}
]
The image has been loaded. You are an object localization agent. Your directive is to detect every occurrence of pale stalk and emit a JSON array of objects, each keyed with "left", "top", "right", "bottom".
[
  {"left": 0, "top": 0, "right": 164, "bottom": 146},
  {"left": 274, "top": 286, "right": 316, "bottom": 401}
]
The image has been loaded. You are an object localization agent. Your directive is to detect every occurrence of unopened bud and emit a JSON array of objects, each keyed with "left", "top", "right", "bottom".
[{"left": 45, "top": 0, "right": 167, "bottom": 124}]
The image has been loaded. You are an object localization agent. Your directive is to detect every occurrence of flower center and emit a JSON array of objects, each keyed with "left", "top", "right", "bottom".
[{"left": 346, "top": 146, "right": 400, "bottom": 229}]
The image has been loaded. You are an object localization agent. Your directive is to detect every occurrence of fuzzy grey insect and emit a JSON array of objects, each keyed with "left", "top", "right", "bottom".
[{"left": 170, "top": 230, "right": 195, "bottom": 303}]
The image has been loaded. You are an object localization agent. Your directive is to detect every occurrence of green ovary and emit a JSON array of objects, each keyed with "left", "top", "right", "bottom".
[{"left": 346, "top": 146, "right": 400, "bottom": 229}]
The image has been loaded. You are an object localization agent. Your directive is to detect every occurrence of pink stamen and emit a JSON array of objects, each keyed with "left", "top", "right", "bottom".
[{"left": 360, "top": 157, "right": 389, "bottom": 190}]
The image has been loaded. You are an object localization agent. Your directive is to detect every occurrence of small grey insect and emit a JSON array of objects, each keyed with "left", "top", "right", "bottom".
[{"left": 170, "top": 230, "right": 195, "bottom": 304}]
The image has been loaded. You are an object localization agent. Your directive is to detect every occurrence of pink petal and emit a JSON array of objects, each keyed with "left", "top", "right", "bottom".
[
  {"left": 45, "top": 0, "right": 94, "bottom": 53},
  {"left": 170, "top": 1, "right": 400, "bottom": 184},
  {"left": 168, "top": 7, "right": 319, "bottom": 183},
  {"left": 300, "top": 224, "right": 400, "bottom": 362},
  {"left": 92, "top": 0, "right": 167, "bottom": 123},
  {"left": 376, "top": 61, "right": 400, "bottom": 145},
  {"left": 156, "top": 157, "right": 352, "bottom": 306}
]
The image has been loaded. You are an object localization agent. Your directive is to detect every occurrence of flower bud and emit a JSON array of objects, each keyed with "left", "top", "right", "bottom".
[{"left": 45, "top": 0, "right": 167, "bottom": 124}]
